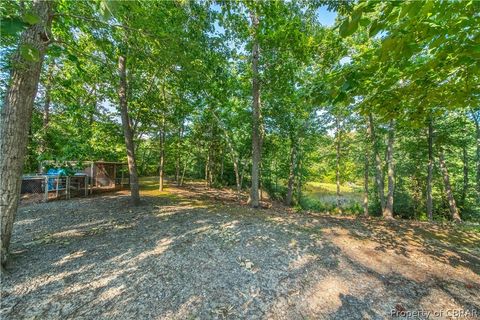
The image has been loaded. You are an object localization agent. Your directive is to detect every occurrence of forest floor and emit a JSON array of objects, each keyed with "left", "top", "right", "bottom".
[{"left": 1, "top": 182, "right": 480, "bottom": 319}]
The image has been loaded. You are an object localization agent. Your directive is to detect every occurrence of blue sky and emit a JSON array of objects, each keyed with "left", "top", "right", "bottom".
[
  {"left": 211, "top": 4, "right": 337, "bottom": 34},
  {"left": 316, "top": 6, "right": 337, "bottom": 27}
]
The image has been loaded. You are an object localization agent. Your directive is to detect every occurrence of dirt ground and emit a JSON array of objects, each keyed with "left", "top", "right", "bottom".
[{"left": 1, "top": 183, "right": 479, "bottom": 319}]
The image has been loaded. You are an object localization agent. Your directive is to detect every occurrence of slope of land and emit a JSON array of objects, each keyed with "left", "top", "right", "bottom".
[{"left": 1, "top": 182, "right": 479, "bottom": 319}]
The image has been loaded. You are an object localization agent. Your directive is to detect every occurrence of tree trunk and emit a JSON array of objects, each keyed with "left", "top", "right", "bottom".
[
  {"left": 249, "top": 10, "right": 261, "bottom": 208},
  {"left": 175, "top": 125, "right": 182, "bottom": 186},
  {"left": 439, "top": 150, "right": 462, "bottom": 222},
  {"left": 220, "top": 151, "right": 224, "bottom": 183},
  {"left": 426, "top": 116, "right": 434, "bottom": 221},
  {"left": 461, "top": 144, "right": 468, "bottom": 208},
  {"left": 240, "top": 160, "right": 246, "bottom": 192},
  {"left": 368, "top": 113, "right": 386, "bottom": 213},
  {"left": 205, "top": 152, "right": 209, "bottom": 188},
  {"left": 38, "top": 73, "right": 51, "bottom": 173},
  {"left": 0, "top": 0, "right": 54, "bottom": 267},
  {"left": 158, "top": 118, "right": 165, "bottom": 192},
  {"left": 180, "top": 161, "right": 187, "bottom": 187},
  {"left": 118, "top": 55, "right": 140, "bottom": 205},
  {"left": 382, "top": 120, "right": 395, "bottom": 219},
  {"left": 363, "top": 129, "right": 369, "bottom": 217},
  {"left": 285, "top": 139, "right": 297, "bottom": 206},
  {"left": 296, "top": 148, "right": 303, "bottom": 202},
  {"left": 471, "top": 110, "right": 480, "bottom": 202},
  {"left": 208, "top": 148, "right": 213, "bottom": 188},
  {"left": 223, "top": 131, "right": 240, "bottom": 196}
]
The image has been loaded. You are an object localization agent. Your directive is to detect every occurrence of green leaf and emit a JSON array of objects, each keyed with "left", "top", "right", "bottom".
[
  {"left": 339, "top": 19, "right": 350, "bottom": 38},
  {"left": 20, "top": 44, "right": 40, "bottom": 62},
  {"left": 359, "top": 18, "right": 370, "bottom": 27},
  {"left": 369, "top": 20, "right": 383, "bottom": 38},
  {"left": 1, "top": 17, "right": 27, "bottom": 36},
  {"left": 408, "top": 1, "right": 423, "bottom": 18},
  {"left": 22, "top": 12, "right": 40, "bottom": 25},
  {"left": 67, "top": 54, "right": 79, "bottom": 62},
  {"left": 339, "top": 16, "right": 359, "bottom": 38}
]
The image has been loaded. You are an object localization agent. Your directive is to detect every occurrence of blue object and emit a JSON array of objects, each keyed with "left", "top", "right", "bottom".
[
  {"left": 47, "top": 168, "right": 67, "bottom": 176},
  {"left": 46, "top": 168, "right": 67, "bottom": 191}
]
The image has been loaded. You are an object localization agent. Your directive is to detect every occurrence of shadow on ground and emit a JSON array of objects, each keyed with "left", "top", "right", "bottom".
[{"left": 1, "top": 182, "right": 479, "bottom": 319}]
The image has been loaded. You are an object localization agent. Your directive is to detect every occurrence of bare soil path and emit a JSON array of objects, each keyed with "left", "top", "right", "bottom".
[{"left": 1, "top": 183, "right": 479, "bottom": 319}]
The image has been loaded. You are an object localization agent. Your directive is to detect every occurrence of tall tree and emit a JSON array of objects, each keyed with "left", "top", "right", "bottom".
[
  {"left": 368, "top": 113, "right": 386, "bottom": 212},
  {"left": 438, "top": 150, "right": 461, "bottom": 222},
  {"left": 118, "top": 54, "right": 140, "bottom": 205},
  {"left": 383, "top": 120, "right": 395, "bottom": 219},
  {"left": 426, "top": 116, "right": 434, "bottom": 221},
  {"left": 249, "top": 9, "right": 261, "bottom": 208},
  {"left": 0, "top": 0, "right": 54, "bottom": 266}
]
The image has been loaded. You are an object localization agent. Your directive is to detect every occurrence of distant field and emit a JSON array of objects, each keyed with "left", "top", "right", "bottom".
[{"left": 304, "top": 182, "right": 363, "bottom": 206}]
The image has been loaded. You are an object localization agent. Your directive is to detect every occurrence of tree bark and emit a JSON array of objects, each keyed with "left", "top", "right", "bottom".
[
  {"left": 382, "top": 120, "right": 395, "bottom": 219},
  {"left": 249, "top": 10, "right": 261, "bottom": 208},
  {"left": 426, "top": 116, "right": 434, "bottom": 221},
  {"left": 118, "top": 55, "right": 140, "bottom": 205},
  {"left": 285, "top": 138, "right": 297, "bottom": 206},
  {"left": 0, "top": 0, "right": 54, "bottom": 267},
  {"left": 439, "top": 150, "right": 462, "bottom": 222},
  {"left": 368, "top": 113, "right": 386, "bottom": 213}
]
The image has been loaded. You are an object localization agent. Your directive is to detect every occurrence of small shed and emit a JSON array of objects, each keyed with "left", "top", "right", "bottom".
[
  {"left": 40, "top": 160, "right": 129, "bottom": 193},
  {"left": 82, "top": 161, "right": 129, "bottom": 190}
]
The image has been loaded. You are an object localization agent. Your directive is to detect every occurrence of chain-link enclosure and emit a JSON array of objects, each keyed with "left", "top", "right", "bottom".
[
  {"left": 20, "top": 175, "right": 90, "bottom": 204},
  {"left": 21, "top": 161, "right": 130, "bottom": 204}
]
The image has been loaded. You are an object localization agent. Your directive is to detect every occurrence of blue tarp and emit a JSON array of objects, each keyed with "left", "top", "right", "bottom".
[{"left": 46, "top": 168, "right": 67, "bottom": 191}]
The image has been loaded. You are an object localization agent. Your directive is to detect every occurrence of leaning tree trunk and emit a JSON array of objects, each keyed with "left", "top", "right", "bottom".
[
  {"left": 383, "top": 120, "right": 395, "bottom": 219},
  {"left": 285, "top": 139, "right": 297, "bottom": 206},
  {"left": 0, "top": 0, "right": 54, "bottom": 267},
  {"left": 426, "top": 116, "right": 434, "bottom": 221},
  {"left": 439, "top": 150, "right": 462, "bottom": 222},
  {"left": 249, "top": 10, "right": 261, "bottom": 208},
  {"left": 118, "top": 55, "right": 140, "bottom": 205},
  {"left": 368, "top": 113, "right": 386, "bottom": 213}
]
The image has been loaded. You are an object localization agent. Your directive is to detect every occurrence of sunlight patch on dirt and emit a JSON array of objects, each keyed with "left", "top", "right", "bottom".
[{"left": 307, "top": 275, "right": 349, "bottom": 313}]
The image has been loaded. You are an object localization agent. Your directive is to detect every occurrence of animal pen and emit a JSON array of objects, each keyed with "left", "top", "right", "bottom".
[{"left": 20, "top": 161, "right": 129, "bottom": 203}]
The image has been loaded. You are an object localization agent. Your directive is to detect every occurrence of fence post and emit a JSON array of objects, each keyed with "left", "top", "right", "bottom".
[
  {"left": 66, "top": 176, "right": 70, "bottom": 199},
  {"left": 85, "top": 175, "right": 88, "bottom": 196},
  {"left": 44, "top": 176, "right": 49, "bottom": 202},
  {"left": 55, "top": 176, "right": 59, "bottom": 198}
]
